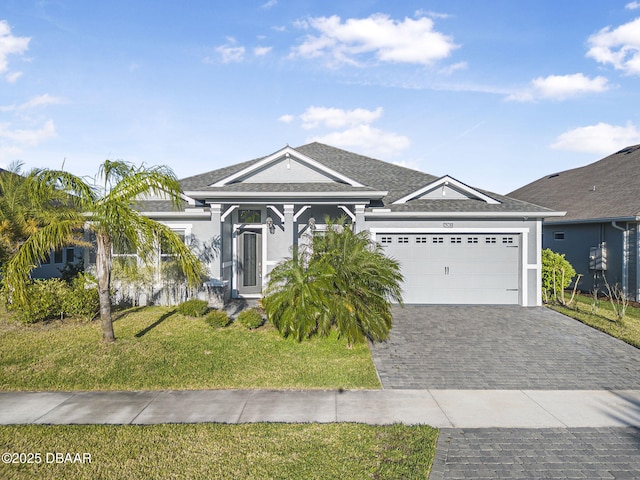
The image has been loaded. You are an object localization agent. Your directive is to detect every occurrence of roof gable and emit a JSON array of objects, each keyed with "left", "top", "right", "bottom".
[
  {"left": 393, "top": 176, "right": 501, "bottom": 205},
  {"left": 210, "top": 146, "right": 364, "bottom": 188}
]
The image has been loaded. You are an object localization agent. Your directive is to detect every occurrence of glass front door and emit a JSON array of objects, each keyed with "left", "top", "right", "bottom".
[{"left": 238, "top": 230, "right": 262, "bottom": 295}]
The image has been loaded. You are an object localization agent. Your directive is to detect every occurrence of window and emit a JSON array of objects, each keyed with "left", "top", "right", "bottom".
[
  {"left": 380, "top": 236, "right": 392, "bottom": 245},
  {"left": 451, "top": 237, "right": 462, "bottom": 244},
  {"left": 416, "top": 236, "right": 428, "bottom": 244},
  {"left": 239, "top": 209, "right": 261, "bottom": 223},
  {"left": 53, "top": 249, "right": 64, "bottom": 264},
  {"left": 161, "top": 230, "right": 186, "bottom": 261},
  {"left": 398, "top": 237, "right": 409, "bottom": 244},
  {"left": 485, "top": 237, "right": 497, "bottom": 244},
  {"left": 554, "top": 232, "right": 565, "bottom": 241},
  {"left": 113, "top": 239, "right": 137, "bottom": 256},
  {"left": 66, "top": 248, "right": 75, "bottom": 263},
  {"left": 502, "top": 237, "right": 514, "bottom": 244},
  {"left": 433, "top": 237, "right": 444, "bottom": 244},
  {"left": 467, "top": 237, "right": 479, "bottom": 244}
]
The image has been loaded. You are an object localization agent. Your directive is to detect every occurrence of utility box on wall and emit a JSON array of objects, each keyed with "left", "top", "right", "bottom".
[{"left": 589, "top": 243, "right": 607, "bottom": 271}]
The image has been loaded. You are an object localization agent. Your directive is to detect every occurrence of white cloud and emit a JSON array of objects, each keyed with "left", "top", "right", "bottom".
[
  {"left": 254, "top": 46, "right": 272, "bottom": 56},
  {"left": 0, "top": 20, "right": 30, "bottom": 80},
  {"left": 626, "top": 2, "right": 640, "bottom": 10},
  {"left": 310, "top": 124, "right": 410, "bottom": 158},
  {"left": 215, "top": 44, "right": 245, "bottom": 63},
  {"left": 291, "top": 14, "right": 458, "bottom": 67},
  {"left": 278, "top": 114, "right": 294, "bottom": 123},
  {"left": 507, "top": 73, "right": 610, "bottom": 101},
  {"left": 0, "top": 145, "right": 22, "bottom": 164},
  {"left": 262, "top": 0, "right": 277, "bottom": 9},
  {"left": 551, "top": 122, "right": 640, "bottom": 154},
  {"left": 0, "top": 119, "right": 56, "bottom": 146},
  {"left": 300, "top": 106, "right": 383, "bottom": 129},
  {"left": 414, "top": 10, "right": 451, "bottom": 20},
  {"left": 438, "top": 61, "right": 467, "bottom": 75},
  {"left": 5, "top": 71, "right": 22, "bottom": 83},
  {"left": 587, "top": 17, "right": 640, "bottom": 75},
  {"left": 0, "top": 94, "right": 64, "bottom": 113}
]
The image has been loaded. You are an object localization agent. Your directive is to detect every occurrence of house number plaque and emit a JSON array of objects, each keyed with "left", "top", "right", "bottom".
[{"left": 443, "top": 222, "right": 454, "bottom": 228}]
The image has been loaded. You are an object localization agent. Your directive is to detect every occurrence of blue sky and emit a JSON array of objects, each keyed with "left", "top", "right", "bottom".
[{"left": 1, "top": 1, "right": 640, "bottom": 194}]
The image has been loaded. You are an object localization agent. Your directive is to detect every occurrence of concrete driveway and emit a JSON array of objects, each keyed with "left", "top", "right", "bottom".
[{"left": 370, "top": 305, "right": 640, "bottom": 390}]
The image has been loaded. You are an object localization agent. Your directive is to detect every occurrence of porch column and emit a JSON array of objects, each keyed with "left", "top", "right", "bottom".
[
  {"left": 284, "top": 204, "right": 295, "bottom": 245},
  {"left": 210, "top": 204, "right": 222, "bottom": 279},
  {"left": 354, "top": 204, "right": 366, "bottom": 233}
]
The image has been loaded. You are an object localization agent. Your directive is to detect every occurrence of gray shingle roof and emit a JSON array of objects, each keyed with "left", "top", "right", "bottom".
[
  {"left": 168, "top": 142, "right": 553, "bottom": 215},
  {"left": 509, "top": 144, "right": 640, "bottom": 222}
]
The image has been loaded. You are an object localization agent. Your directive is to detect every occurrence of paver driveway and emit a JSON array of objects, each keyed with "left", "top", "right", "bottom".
[
  {"left": 370, "top": 306, "right": 640, "bottom": 478},
  {"left": 370, "top": 305, "right": 640, "bottom": 390}
]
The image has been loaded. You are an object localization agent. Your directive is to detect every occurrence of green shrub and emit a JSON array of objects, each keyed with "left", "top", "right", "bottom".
[
  {"left": 237, "top": 308, "right": 264, "bottom": 329},
  {"left": 10, "top": 279, "right": 69, "bottom": 324},
  {"left": 177, "top": 298, "right": 209, "bottom": 317},
  {"left": 62, "top": 273, "right": 99, "bottom": 320},
  {"left": 205, "top": 310, "right": 230, "bottom": 328},
  {"left": 541, "top": 248, "right": 578, "bottom": 304}
]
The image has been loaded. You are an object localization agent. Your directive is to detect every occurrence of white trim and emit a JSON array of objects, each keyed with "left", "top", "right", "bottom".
[
  {"left": 186, "top": 191, "right": 388, "bottom": 199},
  {"left": 293, "top": 205, "right": 311, "bottom": 221},
  {"left": 267, "top": 205, "right": 285, "bottom": 222},
  {"left": 159, "top": 222, "right": 192, "bottom": 235},
  {"left": 142, "top": 211, "right": 210, "bottom": 219},
  {"left": 338, "top": 205, "right": 356, "bottom": 222},
  {"left": 370, "top": 227, "right": 529, "bottom": 306},
  {"left": 210, "top": 146, "right": 365, "bottom": 188},
  {"left": 221, "top": 205, "right": 239, "bottom": 222},
  {"left": 232, "top": 224, "right": 268, "bottom": 298},
  {"left": 370, "top": 227, "right": 529, "bottom": 235},
  {"left": 535, "top": 219, "right": 542, "bottom": 306},
  {"left": 393, "top": 175, "right": 500, "bottom": 205},
  {"left": 366, "top": 211, "right": 564, "bottom": 219}
]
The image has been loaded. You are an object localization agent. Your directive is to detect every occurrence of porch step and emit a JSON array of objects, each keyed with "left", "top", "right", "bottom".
[{"left": 224, "top": 298, "right": 261, "bottom": 318}]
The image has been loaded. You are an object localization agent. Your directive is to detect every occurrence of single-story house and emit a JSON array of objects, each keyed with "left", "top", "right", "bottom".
[
  {"left": 134, "top": 142, "right": 561, "bottom": 306},
  {"left": 509, "top": 144, "right": 640, "bottom": 301}
]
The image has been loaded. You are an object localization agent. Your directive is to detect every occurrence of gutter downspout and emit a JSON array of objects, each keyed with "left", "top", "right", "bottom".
[{"left": 611, "top": 221, "right": 628, "bottom": 295}]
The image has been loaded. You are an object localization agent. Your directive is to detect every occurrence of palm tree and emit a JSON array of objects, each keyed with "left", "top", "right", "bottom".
[
  {"left": 3, "top": 160, "right": 204, "bottom": 342},
  {"left": 0, "top": 162, "right": 80, "bottom": 266},
  {"left": 263, "top": 217, "right": 403, "bottom": 346}
]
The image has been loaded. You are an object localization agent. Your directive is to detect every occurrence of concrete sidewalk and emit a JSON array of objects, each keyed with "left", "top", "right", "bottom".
[{"left": 1, "top": 389, "right": 639, "bottom": 427}]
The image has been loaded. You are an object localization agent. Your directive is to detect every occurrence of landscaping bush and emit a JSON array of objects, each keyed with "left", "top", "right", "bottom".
[
  {"left": 205, "top": 310, "right": 230, "bottom": 328},
  {"left": 9, "top": 278, "right": 68, "bottom": 324},
  {"left": 541, "top": 248, "right": 579, "bottom": 304},
  {"left": 62, "top": 273, "right": 100, "bottom": 320},
  {"left": 177, "top": 298, "right": 209, "bottom": 317},
  {"left": 237, "top": 308, "right": 264, "bottom": 329},
  {"left": 4, "top": 275, "right": 100, "bottom": 324}
]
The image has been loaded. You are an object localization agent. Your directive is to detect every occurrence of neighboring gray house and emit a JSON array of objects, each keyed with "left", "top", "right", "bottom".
[
  {"left": 509, "top": 144, "right": 640, "bottom": 301},
  {"left": 135, "top": 142, "right": 561, "bottom": 306}
]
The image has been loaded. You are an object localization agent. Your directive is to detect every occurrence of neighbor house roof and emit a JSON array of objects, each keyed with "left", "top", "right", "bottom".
[
  {"left": 509, "top": 144, "right": 640, "bottom": 223},
  {"left": 160, "top": 142, "right": 557, "bottom": 216}
]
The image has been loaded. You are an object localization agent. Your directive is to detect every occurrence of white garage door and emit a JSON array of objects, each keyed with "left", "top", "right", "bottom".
[{"left": 379, "top": 233, "right": 520, "bottom": 304}]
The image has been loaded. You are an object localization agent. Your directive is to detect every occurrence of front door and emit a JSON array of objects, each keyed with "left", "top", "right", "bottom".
[{"left": 238, "top": 230, "right": 262, "bottom": 295}]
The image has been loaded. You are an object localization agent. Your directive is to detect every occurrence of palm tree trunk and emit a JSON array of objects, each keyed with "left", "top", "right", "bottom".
[{"left": 96, "top": 231, "right": 115, "bottom": 342}]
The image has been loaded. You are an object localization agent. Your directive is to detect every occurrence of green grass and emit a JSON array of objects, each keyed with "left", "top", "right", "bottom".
[
  {"left": 0, "top": 306, "right": 380, "bottom": 390},
  {"left": 0, "top": 423, "right": 438, "bottom": 480},
  {"left": 548, "top": 294, "right": 640, "bottom": 349}
]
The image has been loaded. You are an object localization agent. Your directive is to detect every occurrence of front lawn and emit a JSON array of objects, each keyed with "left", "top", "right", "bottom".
[
  {"left": 548, "top": 294, "right": 640, "bottom": 348},
  {"left": 0, "top": 306, "right": 380, "bottom": 390},
  {"left": 0, "top": 423, "right": 438, "bottom": 480}
]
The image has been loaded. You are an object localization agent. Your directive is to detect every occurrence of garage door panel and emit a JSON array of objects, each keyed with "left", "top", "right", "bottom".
[{"left": 380, "top": 233, "right": 520, "bottom": 305}]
